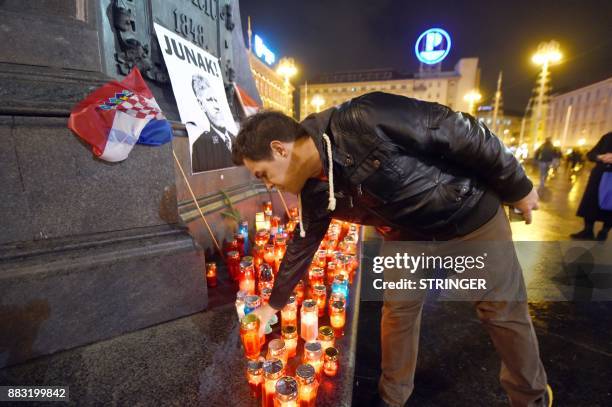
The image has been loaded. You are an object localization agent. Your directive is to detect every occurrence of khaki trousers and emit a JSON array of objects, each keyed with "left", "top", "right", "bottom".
[{"left": 378, "top": 206, "right": 548, "bottom": 406}]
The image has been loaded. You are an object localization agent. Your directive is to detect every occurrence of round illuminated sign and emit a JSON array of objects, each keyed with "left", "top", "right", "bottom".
[{"left": 415, "top": 28, "right": 451, "bottom": 65}]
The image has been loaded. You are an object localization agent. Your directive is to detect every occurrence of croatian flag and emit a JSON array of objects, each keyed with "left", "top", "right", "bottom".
[
  {"left": 234, "top": 83, "right": 261, "bottom": 117},
  {"left": 68, "top": 68, "right": 172, "bottom": 162}
]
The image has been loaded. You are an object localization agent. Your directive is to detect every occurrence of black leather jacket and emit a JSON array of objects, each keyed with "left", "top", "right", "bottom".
[{"left": 268, "top": 92, "right": 533, "bottom": 309}]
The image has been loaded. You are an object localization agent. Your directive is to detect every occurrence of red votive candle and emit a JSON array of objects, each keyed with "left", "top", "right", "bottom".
[{"left": 205, "top": 262, "right": 217, "bottom": 287}]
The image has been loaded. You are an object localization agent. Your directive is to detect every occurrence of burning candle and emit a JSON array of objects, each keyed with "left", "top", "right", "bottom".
[
  {"left": 331, "top": 274, "right": 349, "bottom": 302},
  {"left": 328, "top": 292, "right": 346, "bottom": 316},
  {"left": 308, "top": 267, "right": 325, "bottom": 288},
  {"left": 296, "top": 364, "right": 318, "bottom": 407},
  {"left": 311, "top": 284, "right": 327, "bottom": 317},
  {"left": 318, "top": 326, "right": 335, "bottom": 351},
  {"left": 281, "top": 326, "right": 298, "bottom": 358},
  {"left": 256, "top": 212, "right": 271, "bottom": 233},
  {"left": 244, "top": 295, "right": 261, "bottom": 315},
  {"left": 236, "top": 290, "right": 247, "bottom": 321},
  {"left": 326, "top": 261, "right": 337, "bottom": 286},
  {"left": 267, "top": 339, "right": 288, "bottom": 367},
  {"left": 263, "top": 201, "right": 273, "bottom": 218},
  {"left": 281, "top": 295, "right": 297, "bottom": 328},
  {"left": 234, "top": 233, "right": 245, "bottom": 258},
  {"left": 270, "top": 215, "right": 281, "bottom": 236},
  {"left": 259, "top": 263, "right": 275, "bottom": 295},
  {"left": 342, "top": 235, "right": 357, "bottom": 256},
  {"left": 323, "top": 347, "right": 339, "bottom": 377},
  {"left": 239, "top": 258, "right": 256, "bottom": 295},
  {"left": 205, "top": 262, "right": 217, "bottom": 287},
  {"left": 255, "top": 229, "right": 270, "bottom": 247},
  {"left": 294, "top": 280, "right": 305, "bottom": 306},
  {"left": 226, "top": 250, "right": 241, "bottom": 281},
  {"left": 264, "top": 244, "right": 276, "bottom": 266},
  {"left": 262, "top": 359, "right": 284, "bottom": 407},
  {"left": 314, "top": 249, "right": 327, "bottom": 268},
  {"left": 303, "top": 341, "right": 323, "bottom": 378},
  {"left": 274, "top": 376, "right": 298, "bottom": 407},
  {"left": 246, "top": 360, "right": 263, "bottom": 399},
  {"left": 289, "top": 206, "right": 299, "bottom": 220},
  {"left": 300, "top": 300, "right": 318, "bottom": 342},
  {"left": 240, "top": 314, "right": 262, "bottom": 360},
  {"left": 330, "top": 300, "right": 346, "bottom": 337}
]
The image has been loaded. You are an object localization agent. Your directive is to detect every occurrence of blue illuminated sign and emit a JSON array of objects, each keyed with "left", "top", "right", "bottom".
[
  {"left": 415, "top": 28, "right": 451, "bottom": 65},
  {"left": 254, "top": 34, "right": 276, "bottom": 66}
]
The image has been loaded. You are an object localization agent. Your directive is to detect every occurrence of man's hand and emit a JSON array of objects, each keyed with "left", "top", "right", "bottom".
[
  {"left": 509, "top": 187, "right": 539, "bottom": 224},
  {"left": 597, "top": 153, "right": 612, "bottom": 164},
  {"left": 249, "top": 303, "right": 278, "bottom": 337}
]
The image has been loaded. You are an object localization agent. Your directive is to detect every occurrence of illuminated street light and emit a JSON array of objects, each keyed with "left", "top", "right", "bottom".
[
  {"left": 530, "top": 40, "right": 562, "bottom": 146},
  {"left": 311, "top": 94, "right": 325, "bottom": 113},
  {"left": 276, "top": 57, "right": 298, "bottom": 84},
  {"left": 463, "top": 90, "right": 481, "bottom": 115}
]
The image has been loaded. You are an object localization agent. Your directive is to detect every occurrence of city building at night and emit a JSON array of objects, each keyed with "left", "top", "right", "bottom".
[
  {"left": 247, "top": 20, "right": 295, "bottom": 117},
  {"left": 545, "top": 76, "right": 612, "bottom": 148},
  {"left": 476, "top": 106, "right": 523, "bottom": 146},
  {"left": 299, "top": 58, "right": 479, "bottom": 120}
]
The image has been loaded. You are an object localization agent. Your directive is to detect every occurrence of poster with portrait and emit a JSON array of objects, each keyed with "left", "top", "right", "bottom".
[{"left": 154, "top": 22, "right": 238, "bottom": 174}]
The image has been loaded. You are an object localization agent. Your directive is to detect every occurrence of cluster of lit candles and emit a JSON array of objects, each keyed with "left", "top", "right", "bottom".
[{"left": 207, "top": 200, "right": 360, "bottom": 406}]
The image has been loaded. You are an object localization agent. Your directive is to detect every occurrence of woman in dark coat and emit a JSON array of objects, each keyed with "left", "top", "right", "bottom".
[{"left": 571, "top": 132, "right": 612, "bottom": 240}]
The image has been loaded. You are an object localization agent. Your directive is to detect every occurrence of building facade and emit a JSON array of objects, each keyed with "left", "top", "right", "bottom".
[
  {"left": 248, "top": 51, "right": 295, "bottom": 117},
  {"left": 546, "top": 76, "right": 612, "bottom": 148},
  {"left": 476, "top": 107, "right": 523, "bottom": 146},
  {"left": 299, "top": 58, "right": 479, "bottom": 120}
]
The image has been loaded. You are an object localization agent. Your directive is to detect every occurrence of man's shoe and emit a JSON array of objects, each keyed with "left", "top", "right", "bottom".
[
  {"left": 596, "top": 230, "right": 609, "bottom": 241},
  {"left": 570, "top": 230, "right": 594, "bottom": 240}
]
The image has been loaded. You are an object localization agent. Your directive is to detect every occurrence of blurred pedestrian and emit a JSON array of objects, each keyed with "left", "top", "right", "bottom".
[
  {"left": 534, "top": 138, "right": 556, "bottom": 187},
  {"left": 571, "top": 132, "right": 612, "bottom": 241}
]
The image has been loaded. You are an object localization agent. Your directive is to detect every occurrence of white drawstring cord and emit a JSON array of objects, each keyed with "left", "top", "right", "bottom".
[{"left": 297, "top": 133, "right": 336, "bottom": 238}]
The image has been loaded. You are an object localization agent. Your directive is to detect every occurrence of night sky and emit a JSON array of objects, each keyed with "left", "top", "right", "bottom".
[{"left": 240, "top": 0, "right": 612, "bottom": 112}]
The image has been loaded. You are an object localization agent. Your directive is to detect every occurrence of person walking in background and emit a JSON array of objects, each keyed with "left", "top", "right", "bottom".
[
  {"left": 534, "top": 138, "right": 556, "bottom": 188},
  {"left": 571, "top": 132, "right": 612, "bottom": 241}
]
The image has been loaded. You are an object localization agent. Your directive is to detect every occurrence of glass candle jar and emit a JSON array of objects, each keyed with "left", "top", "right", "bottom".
[
  {"left": 331, "top": 274, "right": 349, "bottom": 302},
  {"left": 303, "top": 341, "right": 323, "bottom": 378},
  {"left": 300, "top": 300, "right": 318, "bottom": 342},
  {"left": 262, "top": 359, "right": 284, "bottom": 407},
  {"left": 281, "top": 296, "right": 297, "bottom": 328},
  {"left": 239, "top": 258, "right": 256, "bottom": 294},
  {"left": 281, "top": 326, "right": 298, "bottom": 358},
  {"left": 236, "top": 290, "right": 247, "bottom": 321},
  {"left": 225, "top": 238, "right": 239, "bottom": 256},
  {"left": 227, "top": 250, "right": 241, "bottom": 281},
  {"left": 326, "top": 261, "right": 337, "bottom": 286},
  {"left": 234, "top": 233, "right": 245, "bottom": 258},
  {"left": 318, "top": 326, "right": 335, "bottom": 351},
  {"left": 259, "top": 263, "right": 275, "bottom": 295},
  {"left": 238, "top": 220, "right": 249, "bottom": 255},
  {"left": 264, "top": 244, "right": 276, "bottom": 268},
  {"left": 263, "top": 201, "right": 273, "bottom": 218},
  {"left": 311, "top": 284, "right": 327, "bottom": 317},
  {"left": 314, "top": 249, "right": 327, "bottom": 268},
  {"left": 323, "top": 347, "right": 339, "bottom": 377},
  {"left": 244, "top": 295, "right": 261, "bottom": 315},
  {"left": 255, "top": 229, "right": 271, "bottom": 247},
  {"left": 270, "top": 215, "right": 280, "bottom": 236},
  {"left": 308, "top": 267, "right": 325, "bottom": 287},
  {"left": 267, "top": 338, "right": 288, "bottom": 367},
  {"left": 330, "top": 300, "right": 346, "bottom": 337},
  {"left": 328, "top": 292, "right": 346, "bottom": 316},
  {"left": 274, "top": 376, "right": 298, "bottom": 407},
  {"left": 296, "top": 364, "right": 318, "bottom": 407},
  {"left": 246, "top": 360, "right": 263, "bottom": 398},
  {"left": 293, "top": 280, "right": 305, "bottom": 306},
  {"left": 240, "top": 314, "right": 261, "bottom": 360},
  {"left": 205, "top": 262, "right": 217, "bottom": 287}
]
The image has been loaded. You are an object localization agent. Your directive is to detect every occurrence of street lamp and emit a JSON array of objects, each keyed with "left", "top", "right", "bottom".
[
  {"left": 463, "top": 90, "right": 481, "bottom": 116},
  {"left": 276, "top": 57, "right": 298, "bottom": 85},
  {"left": 276, "top": 57, "right": 298, "bottom": 117},
  {"left": 311, "top": 94, "right": 325, "bottom": 113},
  {"left": 531, "top": 40, "right": 562, "bottom": 146}
]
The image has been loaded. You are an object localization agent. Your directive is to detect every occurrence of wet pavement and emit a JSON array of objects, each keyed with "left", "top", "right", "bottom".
[{"left": 351, "top": 162, "right": 612, "bottom": 406}]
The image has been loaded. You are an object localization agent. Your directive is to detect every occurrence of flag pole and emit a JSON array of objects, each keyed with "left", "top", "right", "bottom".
[
  {"left": 172, "top": 150, "right": 224, "bottom": 258},
  {"left": 276, "top": 190, "right": 292, "bottom": 219}
]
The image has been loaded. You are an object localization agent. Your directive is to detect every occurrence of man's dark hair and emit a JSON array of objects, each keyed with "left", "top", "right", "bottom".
[{"left": 232, "top": 111, "right": 308, "bottom": 165}]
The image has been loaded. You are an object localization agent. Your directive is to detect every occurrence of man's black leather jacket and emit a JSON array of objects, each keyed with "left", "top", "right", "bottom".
[{"left": 268, "top": 92, "right": 533, "bottom": 309}]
